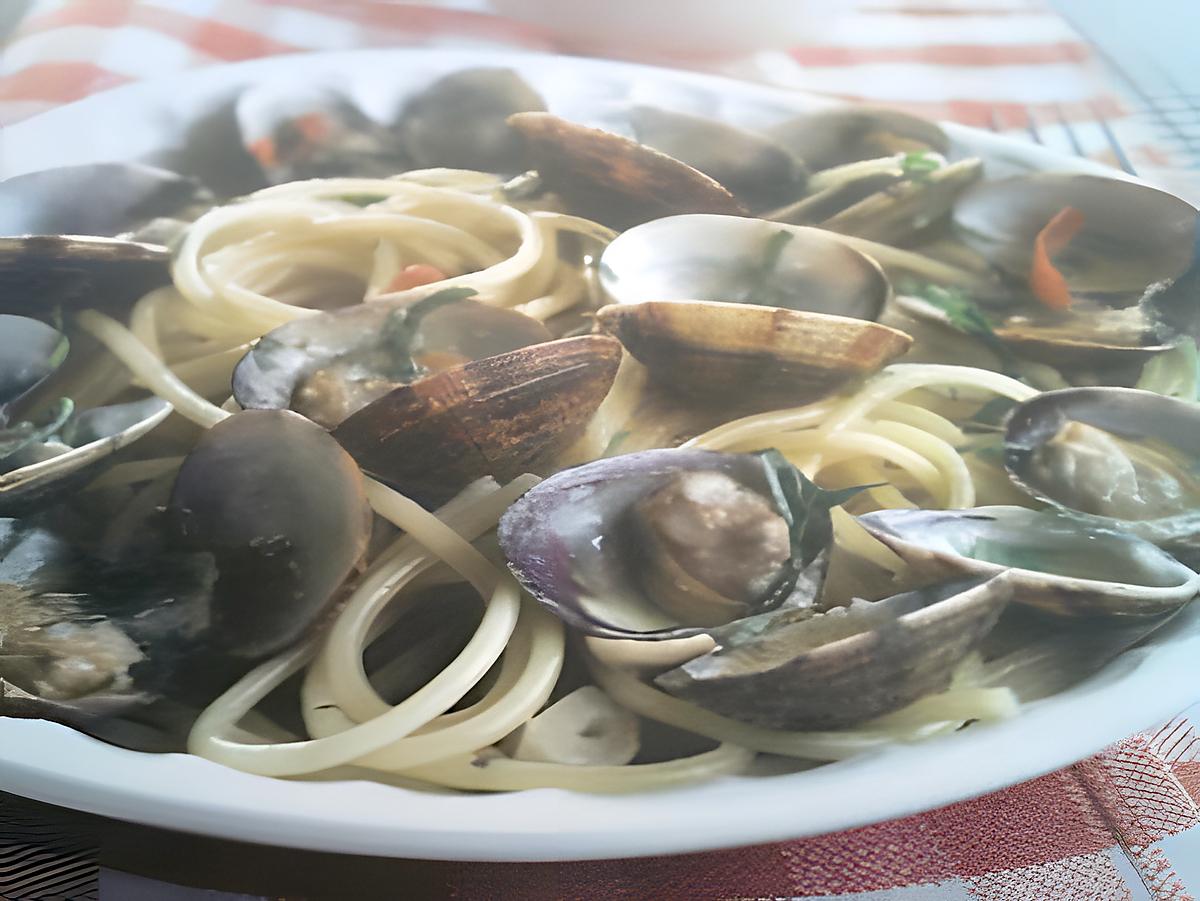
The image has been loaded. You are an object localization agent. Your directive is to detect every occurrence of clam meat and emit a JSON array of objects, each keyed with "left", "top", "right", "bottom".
[{"left": 1004, "top": 387, "right": 1200, "bottom": 550}]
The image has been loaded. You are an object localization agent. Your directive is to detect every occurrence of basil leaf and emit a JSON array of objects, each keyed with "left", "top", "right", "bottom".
[
  {"left": 379, "top": 287, "right": 478, "bottom": 379},
  {"left": 749, "top": 448, "right": 876, "bottom": 613}
]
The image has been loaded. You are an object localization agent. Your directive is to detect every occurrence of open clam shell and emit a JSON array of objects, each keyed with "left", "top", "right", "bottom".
[
  {"left": 627, "top": 105, "right": 806, "bottom": 210},
  {"left": 599, "top": 214, "right": 892, "bottom": 321},
  {"left": 333, "top": 335, "right": 621, "bottom": 506},
  {"left": 1004, "top": 387, "right": 1200, "bottom": 550},
  {"left": 499, "top": 448, "right": 831, "bottom": 641},
  {"left": 232, "top": 292, "right": 553, "bottom": 428},
  {"left": 507, "top": 112, "right": 746, "bottom": 229},
  {"left": 858, "top": 506, "right": 1200, "bottom": 617},
  {"left": 398, "top": 68, "right": 547, "bottom": 173},
  {"left": 769, "top": 107, "right": 949, "bottom": 171},
  {"left": 953, "top": 173, "right": 1197, "bottom": 299},
  {"left": 0, "top": 163, "right": 207, "bottom": 313},
  {"left": 236, "top": 84, "right": 410, "bottom": 183},
  {"left": 0, "top": 315, "right": 69, "bottom": 417},
  {"left": 595, "top": 300, "right": 912, "bottom": 405},
  {"left": 0, "top": 397, "right": 173, "bottom": 517},
  {"left": 655, "top": 575, "right": 1012, "bottom": 730}
]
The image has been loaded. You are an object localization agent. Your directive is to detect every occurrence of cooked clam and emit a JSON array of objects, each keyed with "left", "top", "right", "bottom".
[
  {"left": 333, "top": 335, "right": 621, "bottom": 505},
  {"left": 858, "top": 506, "right": 1200, "bottom": 617},
  {"left": 499, "top": 448, "right": 854, "bottom": 640},
  {"left": 655, "top": 575, "right": 1012, "bottom": 729},
  {"left": 0, "top": 315, "right": 174, "bottom": 515},
  {"left": 398, "top": 68, "right": 547, "bottom": 173},
  {"left": 769, "top": 106, "right": 950, "bottom": 172},
  {"left": 237, "top": 84, "right": 410, "bottom": 183},
  {"left": 0, "top": 515, "right": 217, "bottom": 730},
  {"left": 0, "top": 397, "right": 173, "bottom": 516},
  {"left": 954, "top": 174, "right": 1195, "bottom": 299},
  {"left": 1004, "top": 387, "right": 1200, "bottom": 550},
  {"left": 168, "top": 409, "right": 372, "bottom": 658},
  {"left": 232, "top": 288, "right": 553, "bottom": 428},
  {"left": 599, "top": 214, "right": 891, "bottom": 321},
  {"left": 0, "top": 315, "right": 68, "bottom": 416},
  {"left": 508, "top": 112, "right": 746, "bottom": 229},
  {"left": 627, "top": 105, "right": 806, "bottom": 210},
  {"left": 1, "top": 409, "right": 371, "bottom": 747},
  {"left": 820, "top": 158, "right": 983, "bottom": 245},
  {"left": 595, "top": 300, "right": 912, "bottom": 405},
  {"left": 0, "top": 163, "right": 208, "bottom": 313}
]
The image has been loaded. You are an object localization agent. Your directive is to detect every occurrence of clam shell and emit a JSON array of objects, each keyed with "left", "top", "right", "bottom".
[
  {"left": 953, "top": 173, "right": 1197, "bottom": 298},
  {"left": 1004, "top": 387, "right": 1200, "bottom": 548},
  {"left": 169, "top": 409, "right": 371, "bottom": 659},
  {"left": 232, "top": 295, "right": 552, "bottom": 421},
  {"left": 507, "top": 112, "right": 746, "bottom": 230},
  {"left": 628, "top": 105, "right": 806, "bottom": 209},
  {"left": 858, "top": 506, "right": 1200, "bottom": 617},
  {"left": 595, "top": 300, "right": 912, "bottom": 405},
  {"left": 598, "top": 214, "right": 892, "bottom": 322},
  {"left": 655, "top": 575, "right": 1012, "bottom": 729},
  {"left": 333, "top": 335, "right": 621, "bottom": 506},
  {"left": 0, "top": 397, "right": 173, "bottom": 517},
  {"left": 399, "top": 68, "right": 547, "bottom": 173},
  {"left": 768, "top": 107, "right": 949, "bottom": 171},
  {"left": 499, "top": 448, "right": 789, "bottom": 640}
]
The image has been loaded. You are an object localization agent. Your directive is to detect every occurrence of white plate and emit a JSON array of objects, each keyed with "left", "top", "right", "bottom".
[{"left": 1, "top": 48, "right": 1194, "bottom": 862}]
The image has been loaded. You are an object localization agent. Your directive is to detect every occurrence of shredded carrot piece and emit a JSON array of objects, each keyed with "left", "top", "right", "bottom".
[
  {"left": 1029, "top": 205, "right": 1086, "bottom": 310},
  {"left": 248, "top": 137, "right": 277, "bottom": 168},
  {"left": 385, "top": 264, "right": 448, "bottom": 293}
]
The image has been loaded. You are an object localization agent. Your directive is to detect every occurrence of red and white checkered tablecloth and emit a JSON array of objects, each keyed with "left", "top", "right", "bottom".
[{"left": 1, "top": 3, "right": 1199, "bottom": 899}]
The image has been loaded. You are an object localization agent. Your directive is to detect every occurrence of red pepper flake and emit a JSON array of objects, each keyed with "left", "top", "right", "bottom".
[
  {"left": 1029, "top": 205, "right": 1086, "bottom": 310},
  {"left": 384, "top": 264, "right": 448, "bottom": 293}
]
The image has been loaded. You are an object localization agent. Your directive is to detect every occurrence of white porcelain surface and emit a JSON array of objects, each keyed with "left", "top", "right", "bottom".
[{"left": 0, "top": 48, "right": 1192, "bottom": 862}]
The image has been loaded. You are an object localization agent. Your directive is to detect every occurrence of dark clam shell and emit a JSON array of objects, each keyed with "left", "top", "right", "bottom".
[
  {"left": 231, "top": 295, "right": 552, "bottom": 420},
  {"left": 498, "top": 448, "right": 796, "bottom": 640},
  {"left": 168, "top": 409, "right": 372, "bottom": 659},
  {"left": 398, "top": 68, "right": 547, "bottom": 173},
  {"left": 0, "top": 163, "right": 206, "bottom": 314},
  {"left": 508, "top": 112, "right": 746, "bottom": 230},
  {"left": 333, "top": 335, "right": 621, "bottom": 507},
  {"left": 628, "top": 105, "right": 806, "bottom": 210},
  {"left": 655, "top": 575, "right": 1012, "bottom": 730},
  {"left": 0, "top": 315, "right": 68, "bottom": 418}
]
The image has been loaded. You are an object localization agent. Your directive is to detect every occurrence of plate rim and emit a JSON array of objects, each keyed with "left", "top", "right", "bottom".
[{"left": 1, "top": 46, "right": 1196, "bottom": 862}]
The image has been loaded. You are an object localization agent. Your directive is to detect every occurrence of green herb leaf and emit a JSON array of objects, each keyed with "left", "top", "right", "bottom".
[
  {"left": 330, "top": 193, "right": 391, "bottom": 208},
  {"left": 904, "top": 281, "right": 1021, "bottom": 376},
  {"left": 1136, "top": 338, "right": 1200, "bottom": 401},
  {"left": 379, "top": 286, "right": 478, "bottom": 379},
  {"left": 900, "top": 150, "right": 940, "bottom": 181},
  {"left": 750, "top": 448, "right": 876, "bottom": 612},
  {"left": 742, "top": 230, "right": 794, "bottom": 307},
  {"left": 0, "top": 397, "right": 74, "bottom": 462}
]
